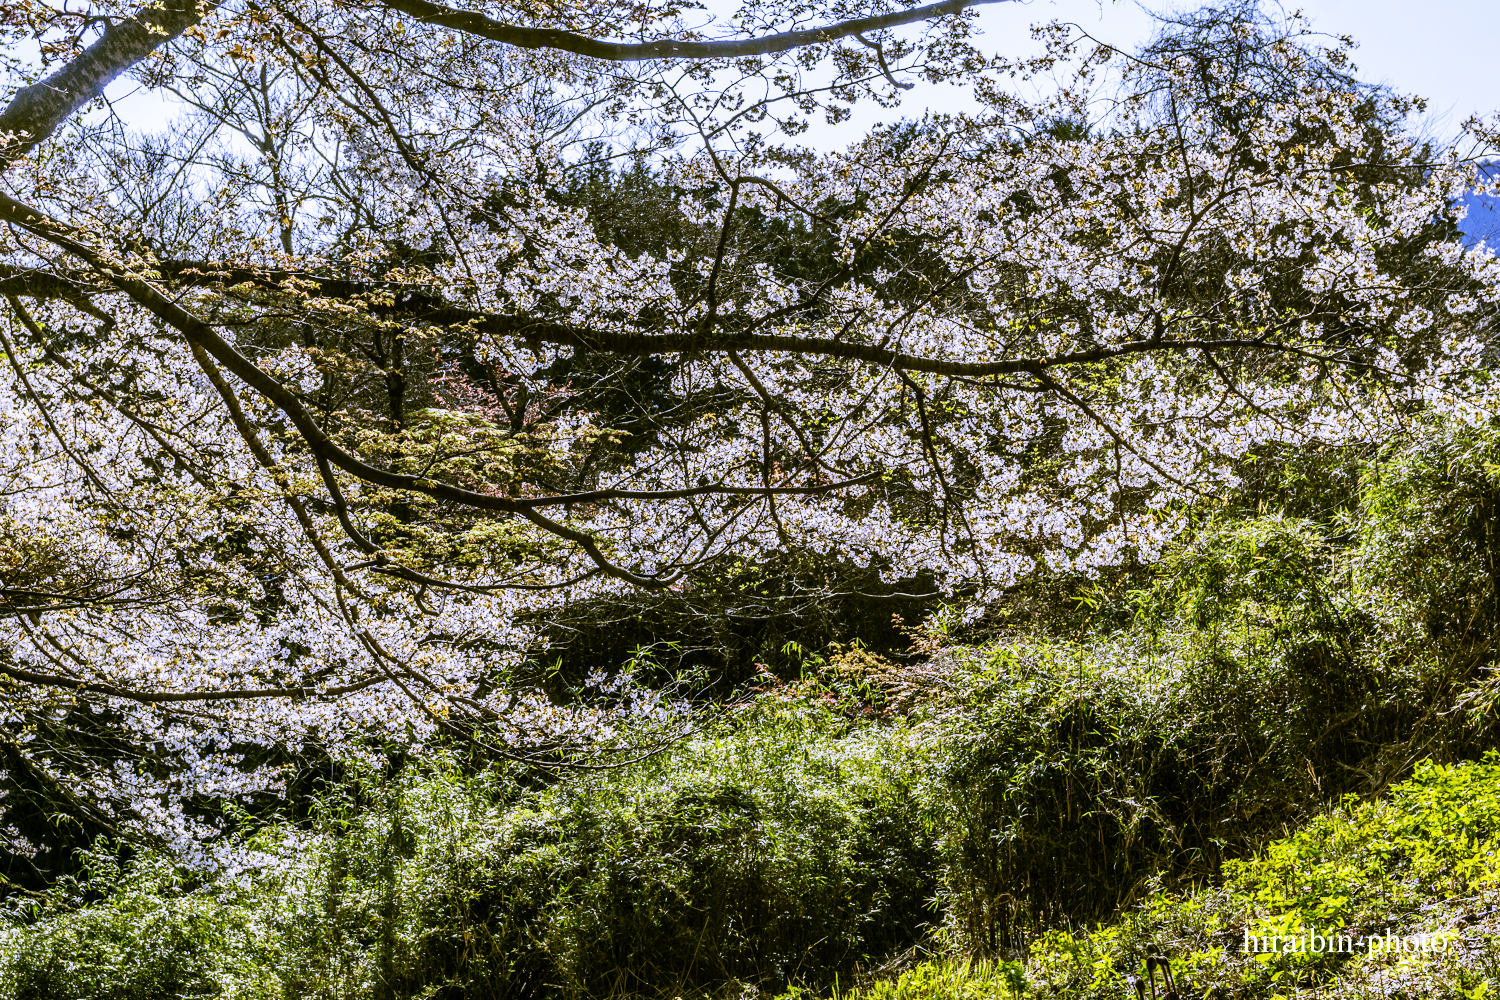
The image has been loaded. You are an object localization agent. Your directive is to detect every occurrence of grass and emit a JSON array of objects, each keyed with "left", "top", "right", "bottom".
[{"left": 832, "top": 756, "right": 1500, "bottom": 1000}]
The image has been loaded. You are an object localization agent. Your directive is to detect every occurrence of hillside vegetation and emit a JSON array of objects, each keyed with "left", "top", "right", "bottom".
[{"left": 4, "top": 417, "right": 1500, "bottom": 999}]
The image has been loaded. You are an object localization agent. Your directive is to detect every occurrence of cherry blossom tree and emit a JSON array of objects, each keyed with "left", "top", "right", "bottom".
[{"left": 0, "top": 0, "right": 1497, "bottom": 874}]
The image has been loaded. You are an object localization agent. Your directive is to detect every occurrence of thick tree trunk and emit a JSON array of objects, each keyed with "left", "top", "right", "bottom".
[{"left": 0, "top": 0, "right": 216, "bottom": 166}]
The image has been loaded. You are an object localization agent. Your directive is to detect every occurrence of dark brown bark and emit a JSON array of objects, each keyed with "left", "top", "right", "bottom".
[
  {"left": 371, "top": 0, "right": 1005, "bottom": 61},
  {"left": 0, "top": 658, "right": 390, "bottom": 702}
]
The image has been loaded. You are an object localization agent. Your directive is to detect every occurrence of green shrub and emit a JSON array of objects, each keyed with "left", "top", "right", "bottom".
[
  {"left": 11, "top": 421, "right": 1500, "bottom": 1000},
  {"left": 871, "top": 757, "right": 1500, "bottom": 1000},
  {"left": 233, "top": 702, "right": 942, "bottom": 1000},
  {"left": 1354, "top": 419, "right": 1500, "bottom": 740},
  {"left": 0, "top": 850, "right": 265, "bottom": 1000},
  {"left": 935, "top": 513, "right": 1485, "bottom": 952},
  {"left": 834, "top": 957, "right": 1027, "bottom": 1000},
  {"left": 1356, "top": 420, "right": 1500, "bottom": 644},
  {"left": 1223, "top": 755, "right": 1500, "bottom": 984}
]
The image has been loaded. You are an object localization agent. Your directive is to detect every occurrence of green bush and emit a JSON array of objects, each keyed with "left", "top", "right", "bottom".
[
  {"left": 833, "top": 958, "right": 1027, "bottom": 1000},
  {"left": 10, "top": 420, "right": 1500, "bottom": 999},
  {"left": 1354, "top": 419, "right": 1500, "bottom": 732},
  {"left": 1223, "top": 755, "right": 1500, "bottom": 983},
  {"left": 199, "top": 702, "right": 943, "bottom": 1000},
  {"left": 858, "top": 757, "right": 1500, "bottom": 1000},
  {"left": 0, "top": 850, "right": 265, "bottom": 1000},
  {"left": 934, "top": 511, "right": 1494, "bottom": 951}
]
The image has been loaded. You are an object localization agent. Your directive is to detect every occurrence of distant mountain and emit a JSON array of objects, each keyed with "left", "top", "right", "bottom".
[{"left": 1457, "top": 160, "right": 1500, "bottom": 247}]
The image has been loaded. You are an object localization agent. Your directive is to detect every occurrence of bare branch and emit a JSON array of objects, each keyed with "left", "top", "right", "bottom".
[
  {"left": 0, "top": 657, "right": 390, "bottom": 703},
  {"left": 369, "top": 0, "right": 1008, "bottom": 62}
]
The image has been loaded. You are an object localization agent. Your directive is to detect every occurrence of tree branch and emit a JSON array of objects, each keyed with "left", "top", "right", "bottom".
[
  {"left": 490, "top": 316, "right": 1353, "bottom": 378},
  {"left": 0, "top": 0, "right": 1003, "bottom": 170},
  {"left": 0, "top": 192, "right": 688, "bottom": 589},
  {"left": 0, "top": 658, "right": 390, "bottom": 703},
  {"left": 369, "top": 0, "right": 1007, "bottom": 62},
  {"left": 0, "top": 0, "right": 218, "bottom": 166}
]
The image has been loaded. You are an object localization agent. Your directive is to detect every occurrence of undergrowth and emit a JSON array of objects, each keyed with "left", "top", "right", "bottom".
[
  {"left": 837, "top": 756, "right": 1500, "bottom": 999},
  {"left": 3, "top": 419, "right": 1500, "bottom": 998}
]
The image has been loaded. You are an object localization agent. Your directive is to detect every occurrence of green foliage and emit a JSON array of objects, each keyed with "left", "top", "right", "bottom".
[
  {"left": 846, "top": 758, "right": 1500, "bottom": 1000},
  {"left": 366, "top": 706, "right": 937, "bottom": 998},
  {"left": 833, "top": 958, "right": 1027, "bottom": 1000},
  {"left": 934, "top": 491, "right": 1500, "bottom": 953},
  {"left": 0, "top": 849, "right": 265, "bottom": 1000},
  {"left": 1143, "top": 512, "right": 1345, "bottom": 635},
  {"left": 1355, "top": 419, "right": 1500, "bottom": 662},
  {"left": 943, "top": 518, "right": 1367, "bottom": 948},
  {"left": 0, "top": 706, "right": 941, "bottom": 1000},
  {"left": 1225, "top": 756, "right": 1500, "bottom": 982},
  {"left": 9, "top": 416, "right": 1500, "bottom": 999}
]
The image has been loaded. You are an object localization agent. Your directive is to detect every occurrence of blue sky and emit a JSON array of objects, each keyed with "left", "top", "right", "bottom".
[
  {"left": 1462, "top": 163, "right": 1500, "bottom": 246},
  {"left": 824, "top": 0, "right": 1500, "bottom": 143},
  {"left": 100, "top": 0, "right": 1499, "bottom": 153}
]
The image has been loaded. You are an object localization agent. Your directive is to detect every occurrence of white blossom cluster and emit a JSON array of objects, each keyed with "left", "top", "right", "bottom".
[{"left": 0, "top": 4, "right": 1496, "bottom": 866}]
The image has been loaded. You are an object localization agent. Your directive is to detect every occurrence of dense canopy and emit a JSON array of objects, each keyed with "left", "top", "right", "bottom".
[{"left": 0, "top": 0, "right": 1497, "bottom": 867}]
